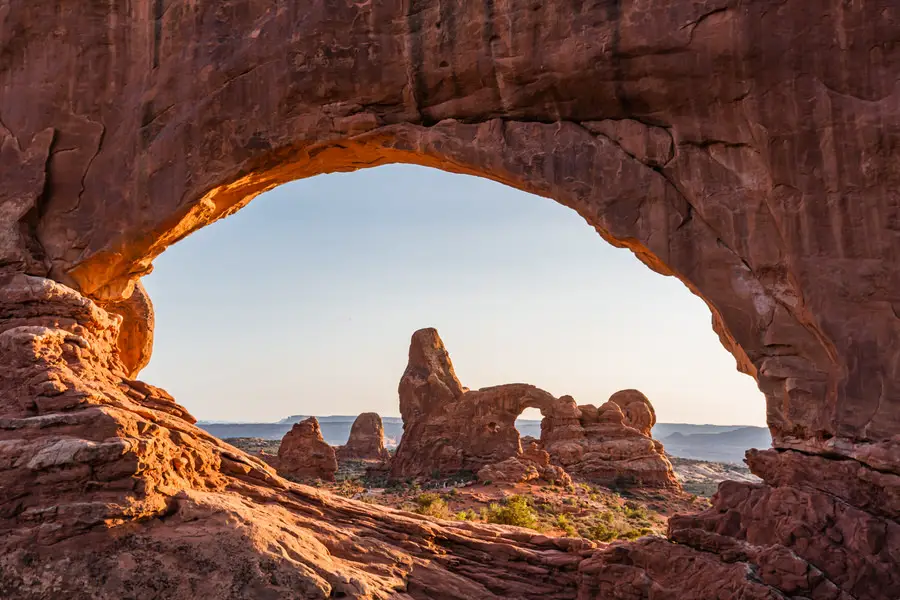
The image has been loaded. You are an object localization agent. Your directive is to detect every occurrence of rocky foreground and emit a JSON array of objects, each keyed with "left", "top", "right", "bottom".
[{"left": 1, "top": 283, "right": 897, "bottom": 599}]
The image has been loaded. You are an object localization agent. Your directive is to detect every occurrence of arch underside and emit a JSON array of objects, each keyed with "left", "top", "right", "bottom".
[{"left": 2, "top": 0, "right": 900, "bottom": 598}]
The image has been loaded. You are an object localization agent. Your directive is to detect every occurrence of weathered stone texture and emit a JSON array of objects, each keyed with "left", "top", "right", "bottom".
[
  {"left": 276, "top": 417, "right": 338, "bottom": 481},
  {"left": 2, "top": 1, "right": 899, "bottom": 598},
  {"left": 335, "top": 412, "right": 390, "bottom": 462},
  {"left": 392, "top": 328, "right": 679, "bottom": 488}
]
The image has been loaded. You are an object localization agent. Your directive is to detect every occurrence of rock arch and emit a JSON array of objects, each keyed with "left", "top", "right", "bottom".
[{"left": 2, "top": 1, "right": 899, "bottom": 598}]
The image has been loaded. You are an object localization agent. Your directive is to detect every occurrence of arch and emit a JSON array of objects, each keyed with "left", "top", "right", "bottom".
[{"left": 2, "top": 2, "right": 899, "bottom": 598}]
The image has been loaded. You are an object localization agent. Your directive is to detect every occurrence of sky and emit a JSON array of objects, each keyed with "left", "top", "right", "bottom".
[{"left": 141, "top": 164, "right": 766, "bottom": 426}]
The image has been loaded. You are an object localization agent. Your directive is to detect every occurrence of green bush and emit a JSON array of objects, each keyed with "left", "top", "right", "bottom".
[
  {"left": 554, "top": 514, "right": 577, "bottom": 536},
  {"left": 335, "top": 478, "right": 365, "bottom": 498},
  {"left": 414, "top": 492, "right": 449, "bottom": 518},
  {"left": 484, "top": 495, "right": 538, "bottom": 529},
  {"left": 454, "top": 509, "right": 478, "bottom": 521},
  {"left": 623, "top": 502, "right": 648, "bottom": 520},
  {"left": 586, "top": 522, "right": 617, "bottom": 542}
]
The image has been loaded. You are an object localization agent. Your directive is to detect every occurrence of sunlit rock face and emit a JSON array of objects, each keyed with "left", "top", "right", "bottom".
[
  {"left": 392, "top": 328, "right": 679, "bottom": 489},
  {"left": 2, "top": 1, "right": 900, "bottom": 598}
]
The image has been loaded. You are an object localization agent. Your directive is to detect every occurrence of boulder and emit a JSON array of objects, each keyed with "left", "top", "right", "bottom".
[
  {"left": 276, "top": 417, "right": 337, "bottom": 481},
  {"left": 335, "top": 412, "right": 390, "bottom": 462},
  {"left": 545, "top": 393, "right": 678, "bottom": 488}
]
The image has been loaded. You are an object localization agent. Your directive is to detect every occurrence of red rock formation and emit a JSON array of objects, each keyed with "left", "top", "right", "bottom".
[
  {"left": 392, "top": 329, "right": 677, "bottom": 489},
  {"left": 2, "top": 2, "right": 900, "bottom": 598},
  {"left": 276, "top": 417, "right": 337, "bottom": 482},
  {"left": 548, "top": 394, "right": 679, "bottom": 488},
  {"left": 102, "top": 281, "right": 154, "bottom": 378},
  {"left": 608, "top": 389, "right": 656, "bottom": 437},
  {"left": 335, "top": 412, "right": 390, "bottom": 462},
  {"left": 477, "top": 457, "right": 540, "bottom": 484},
  {"left": 477, "top": 443, "right": 573, "bottom": 487}
]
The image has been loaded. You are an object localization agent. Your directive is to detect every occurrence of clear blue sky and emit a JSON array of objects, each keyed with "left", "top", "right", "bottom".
[{"left": 141, "top": 165, "right": 766, "bottom": 426}]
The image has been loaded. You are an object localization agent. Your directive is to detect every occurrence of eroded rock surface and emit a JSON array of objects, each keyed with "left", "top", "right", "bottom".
[
  {"left": 2, "top": 1, "right": 900, "bottom": 598},
  {"left": 335, "top": 412, "right": 390, "bottom": 462},
  {"left": 276, "top": 417, "right": 338, "bottom": 481},
  {"left": 552, "top": 396, "right": 679, "bottom": 488},
  {"left": 392, "top": 328, "right": 678, "bottom": 489}
]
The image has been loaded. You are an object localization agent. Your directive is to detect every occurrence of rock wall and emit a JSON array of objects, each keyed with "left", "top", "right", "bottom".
[
  {"left": 2, "top": 1, "right": 900, "bottom": 598},
  {"left": 275, "top": 417, "right": 338, "bottom": 482},
  {"left": 391, "top": 328, "right": 679, "bottom": 488}
]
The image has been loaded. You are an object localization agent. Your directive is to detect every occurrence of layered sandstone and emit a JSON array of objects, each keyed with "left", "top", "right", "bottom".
[
  {"left": 392, "top": 328, "right": 678, "bottom": 488},
  {"left": 276, "top": 417, "right": 337, "bottom": 482},
  {"left": 550, "top": 396, "right": 679, "bottom": 488},
  {"left": 2, "top": 2, "right": 900, "bottom": 598},
  {"left": 335, "top": 412, "right": 390, "bottom": 462}
]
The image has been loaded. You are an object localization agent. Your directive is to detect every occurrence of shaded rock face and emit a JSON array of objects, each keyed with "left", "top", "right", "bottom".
[
  {"left": 335, "top": 412, "right": 389, "bottom": 462},
  {"left": 276, "top": 417, "right": 337, "bottom": 482},
  {"left": 1, "top": 3, "right": 899, "bottom": 599},
  {"left": 392, "top": 329, "right": 678, "bottom": 489}
]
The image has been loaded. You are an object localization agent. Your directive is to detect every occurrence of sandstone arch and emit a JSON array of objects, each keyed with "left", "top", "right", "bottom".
[{"left": 2, "top": 1, "right": 900, "bottom": 598}]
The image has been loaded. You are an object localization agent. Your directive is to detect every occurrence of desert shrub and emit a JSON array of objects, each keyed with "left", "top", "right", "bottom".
[
  {"left": 484, "top": 495, "right": 538, "bottom": 529},
  {"left": 554, "top": 514, "right": 577, "bottom": 536},
  {"left": 597, "top": 511, "right": 615, "bottom": 524},
  {"left": 335, "top": 478, "right": 365, "bottom": 498},
  {"left": 454, "top": 509, "right": 478, "bottom": 521},
  {"left": 414, "top": 492, "right": 449, "bottom": 518},
  {"left": 586, "top": 522, "right": 617, "bottom": 542},
  {"left": 617, "top": 527, "right": 654, "bottom": 540},
  {"left": 623, "top": 501, "right": 648, "bottom": 520}
]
